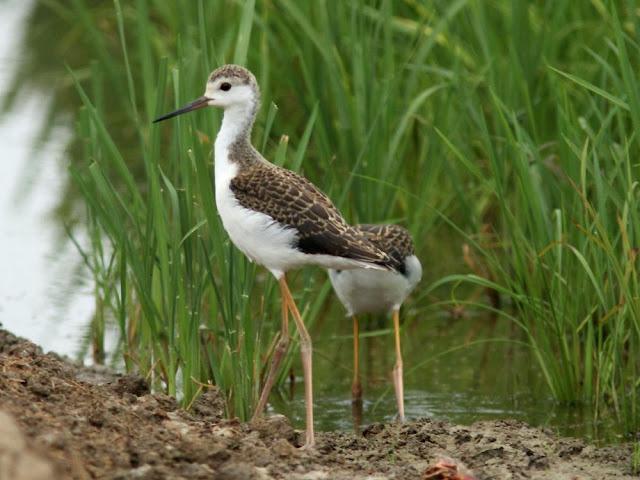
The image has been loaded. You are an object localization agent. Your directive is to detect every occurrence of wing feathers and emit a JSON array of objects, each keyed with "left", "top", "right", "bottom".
[{"left": 229, "top": 163, "right": 396, "bottom": 270}]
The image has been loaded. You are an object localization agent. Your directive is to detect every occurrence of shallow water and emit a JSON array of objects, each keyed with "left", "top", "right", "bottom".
[
  {"left": 0, "top": 0, "right": 94, "bottom": 354},
  {"left": 0, "top": 0, "right": 628, "bottom": 446},
  {"left": 277, "top": 314, "right": 624, "bottom": 444}
]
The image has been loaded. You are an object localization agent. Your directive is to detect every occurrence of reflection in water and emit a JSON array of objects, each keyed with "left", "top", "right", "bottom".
[
  {"left": 279, "top": 312, "right": 626, "bottom": 445},
  {"left": 0, "top": 1, "right": 94, "bottom": 357}
]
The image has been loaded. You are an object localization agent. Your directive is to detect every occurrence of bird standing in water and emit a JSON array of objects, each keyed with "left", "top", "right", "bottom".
[
  {"left": 328, "top": 224, "right": 422, "bottom": 421},
  {"left": 154, "top": 65, "right": 397, "bottom": 448}
]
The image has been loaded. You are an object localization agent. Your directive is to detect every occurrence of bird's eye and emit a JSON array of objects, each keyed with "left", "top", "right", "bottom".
[{"left": 220, "top": 82, "right": 232, "bottom": 91}]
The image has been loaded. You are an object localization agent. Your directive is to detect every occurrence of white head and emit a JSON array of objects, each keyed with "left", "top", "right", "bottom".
[
  {"left": 154, "top": 64, "right": 259, "bottom": 123},
  {"left": 204, "top": 65, "right": 259, "bottom": 109}
]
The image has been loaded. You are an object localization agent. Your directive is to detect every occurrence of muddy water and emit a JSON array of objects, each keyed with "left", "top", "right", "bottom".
[
  {"left": 0, "top": 0, "right": 628, "bottom": 447},
  {"left": 279, "top": 312, "right": 622, "bottom": 443}
]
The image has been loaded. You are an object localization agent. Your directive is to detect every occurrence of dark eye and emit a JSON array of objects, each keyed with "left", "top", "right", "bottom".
[{"left": 220, "top": 82, "right": 231, "bottom": 91}]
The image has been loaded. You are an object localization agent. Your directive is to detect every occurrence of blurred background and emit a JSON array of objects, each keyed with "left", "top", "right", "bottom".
[{"left": 0, "top": 0, "right": 638, "bottom": 445}]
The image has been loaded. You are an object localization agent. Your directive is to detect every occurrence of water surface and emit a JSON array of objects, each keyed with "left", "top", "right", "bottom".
[
  {"left": 0, "top": 0, "right": 93, "bottom": 356},
  {"left": 278, "top": 313, "right": 622, "bottom": 443}
]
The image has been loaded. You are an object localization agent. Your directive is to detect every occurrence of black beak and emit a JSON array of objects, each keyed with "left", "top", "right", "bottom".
[{"left": 153, "top": 96, "right": 210, "bottom": 123}]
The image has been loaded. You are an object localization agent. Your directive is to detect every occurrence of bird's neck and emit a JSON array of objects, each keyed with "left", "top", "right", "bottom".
[{"left": 216, "top": 101, "right": 257, "bottom": 156}]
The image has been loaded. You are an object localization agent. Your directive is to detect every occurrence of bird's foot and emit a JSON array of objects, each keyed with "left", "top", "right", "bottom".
[{"left": 299, "top": 438, "right": 316, "bottom": 451}]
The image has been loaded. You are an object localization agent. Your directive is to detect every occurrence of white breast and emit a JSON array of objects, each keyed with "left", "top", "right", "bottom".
[
  {"left": 214, "top": 142, "right": 298, "bottom": 277},
  {"left": 214, "top": 131, "right": 374, "bottom": 280},
  {"left": 213, "top": 107, "right": 293, "bottom": 278},
  {"left": 213, "top": 105, "right": 388, "bottom": 279},
  {"left": 328, "top": 255, "right": 422, "bottom": 316}
]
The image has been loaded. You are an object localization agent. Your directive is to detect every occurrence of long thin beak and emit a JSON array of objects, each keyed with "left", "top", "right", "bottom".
[{"left": 153, "top": 96, "right": 210, "bottom": 123}]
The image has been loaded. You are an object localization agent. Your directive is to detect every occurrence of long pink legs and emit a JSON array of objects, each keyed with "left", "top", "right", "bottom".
[
  {"left": 391, "top": 309, "right": 405, "bottom": 422},
  {"left": 252, "top": 275, "right": 314, "bottom": 448},
  {"left": 279, "top": 276, "right": 314, "bottom": 447},
  {"left": 351, "top": 316, "right": 363, "bottom": 401},
  {"left": 252, "top": 288, "right": 289, "bottom": 422}
]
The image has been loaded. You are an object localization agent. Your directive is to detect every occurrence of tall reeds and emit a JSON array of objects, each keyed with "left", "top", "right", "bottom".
[{"left": 65, "top": 0, "right": 638, "bottom": 434}]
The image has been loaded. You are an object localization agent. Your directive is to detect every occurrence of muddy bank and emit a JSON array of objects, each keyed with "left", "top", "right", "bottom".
[{"left": 0, "top": 328, "right": 635, "bottom": 479}]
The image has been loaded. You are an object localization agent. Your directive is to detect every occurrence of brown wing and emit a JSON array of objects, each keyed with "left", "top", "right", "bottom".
[
  {"left": 229, "top": 163, "right": 395, "bottom": 269},
  {"left": 355, "top": 224, "right": 416, "bottom": 273}
]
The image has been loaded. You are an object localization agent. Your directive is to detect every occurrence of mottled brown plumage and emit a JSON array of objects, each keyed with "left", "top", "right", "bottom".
[
  {"left": 208, "top": 64, "right": 256, "bottom": 85},
  {"left": 355, "top": 224, "right": 415, "bottom": 273},
  {"left": 229, "top": 154, "right": 396, "bottom": 270}
]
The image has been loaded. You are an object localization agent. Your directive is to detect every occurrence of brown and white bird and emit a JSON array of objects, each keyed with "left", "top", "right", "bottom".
[
  {"left": 328, "top": 224, "right": 422, "bottom": 421},
  {"left": 154, "top": 65, "right": 398, "bottom": 448}
]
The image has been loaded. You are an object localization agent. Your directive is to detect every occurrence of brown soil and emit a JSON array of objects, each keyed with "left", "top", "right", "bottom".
[{"left": 0, "top": 328, "right": 635, "bottom": 480}]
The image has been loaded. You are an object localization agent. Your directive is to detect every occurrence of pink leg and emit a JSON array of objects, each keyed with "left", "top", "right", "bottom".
[
  {"left": 252, "top": 293, "right": 289, "bottom": 421},
  {"left": 279, "top": 276, "right": 315, "bottom": 448},
  {"left": 351, "top": 316, "right": 363, "bottom": 401},
  {"left": 392, "top": 309, "right": 405, "bottom": 422}
]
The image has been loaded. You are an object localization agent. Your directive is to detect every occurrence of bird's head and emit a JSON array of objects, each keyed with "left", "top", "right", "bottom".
[{"left": 154, "top": 64, "right": 259, "bottom": 123}]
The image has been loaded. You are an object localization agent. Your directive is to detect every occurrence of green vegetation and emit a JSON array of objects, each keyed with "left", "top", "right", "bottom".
[{"left": 35, "top": 0, "right": 639, "bottom": 438}]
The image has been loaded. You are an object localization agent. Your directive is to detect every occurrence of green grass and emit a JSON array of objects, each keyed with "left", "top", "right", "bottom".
[{"left": 44, "top": 0, "right": 640, "bottom": 436}]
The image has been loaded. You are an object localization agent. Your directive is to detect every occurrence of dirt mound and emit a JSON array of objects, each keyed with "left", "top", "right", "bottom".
[{"left": 0, "top": 329, "right": 635, "bottom": 479}]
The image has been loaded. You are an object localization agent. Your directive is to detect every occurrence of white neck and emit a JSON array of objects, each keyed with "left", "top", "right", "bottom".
[
  {"left": 214, "top": 102, "right": 256, "bottom": 198},
  {"left": 215, "top": 102, "right": 255, "bottom": 151}
]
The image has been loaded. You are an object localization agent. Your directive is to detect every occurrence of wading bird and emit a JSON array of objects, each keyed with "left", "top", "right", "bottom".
[
  {"left": 154, "top": 65, "right": 397, "bottom": 448},
  {"left": 328, "top": 224, "right": 421, "bottom": 421}
]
